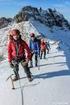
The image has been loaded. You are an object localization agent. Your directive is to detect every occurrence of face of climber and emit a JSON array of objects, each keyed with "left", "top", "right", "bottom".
[
  {"left": 30, "top": 33, "right": 35, "bottom": 41},
  {"left": 41, "top": 39, "right": 44, "bottom": 42},
  {"left": 31, "top": 35, "right": 35, "bottom": 41},
  {"left": 13, "top": 35, "right": 19, "bottom": 40},
  {"left": 12, "top": 31, "right": 19, "bottom": 40}
]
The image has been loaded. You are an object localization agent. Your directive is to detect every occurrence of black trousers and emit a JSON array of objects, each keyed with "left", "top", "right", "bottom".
[
  {"left": 30, "top": 53, "right": 38, "bottom": 67},
  {"left": 12, "top": 60, "right": 31, "bottom": 78},
  {"left": 40, "top": 50, "right": 46, "bottom": 59}
]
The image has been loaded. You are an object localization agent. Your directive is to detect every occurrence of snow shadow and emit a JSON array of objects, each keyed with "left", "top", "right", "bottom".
[
  {"left": 39, "top": 62, "right": 66, "bottom": 67},
  {"left": 57, "top": 42, "right": 70, "bottom": 71},
  {"left": 33, "top": 70, "right": 70, "bottom": 79},
  {"left": 62, "top": 50, "right": 70, "bottom": 71},
  {"left": 47, "top": 54, "right": 65, "bottom": 59},
  {"left": 50, "top": 36, "right": 70, "bottom": 71}
]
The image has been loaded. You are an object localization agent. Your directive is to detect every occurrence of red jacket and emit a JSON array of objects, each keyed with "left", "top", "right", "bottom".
[
  {"left": 7, "top": 39, "right": 31, "bottom": 63},
  {"left": 40, "top": 42, "right": 46, "bottom": 51}
]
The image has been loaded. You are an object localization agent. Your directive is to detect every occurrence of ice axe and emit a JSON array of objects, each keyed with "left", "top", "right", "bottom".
[{"left": 6, "top": 74, "right": 15, "bottom": 89}]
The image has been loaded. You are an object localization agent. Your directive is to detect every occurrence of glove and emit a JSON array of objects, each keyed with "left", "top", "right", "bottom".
[
  {"left": 30, "top": 51, "right": 34, "bottom": 59},
  {"left": 10, "top": 62, "right": 14, "bottom": 68},
  {"left": 21, "top": 59, "right": 29, "bottom": 66}
]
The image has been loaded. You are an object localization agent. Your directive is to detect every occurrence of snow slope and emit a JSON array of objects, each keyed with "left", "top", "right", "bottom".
[
  {"left": 0, "top": 20, "right": 70, "bottom": 105},
  {"left": 0, "top": 40, "right": 70, "bottom": 105}
]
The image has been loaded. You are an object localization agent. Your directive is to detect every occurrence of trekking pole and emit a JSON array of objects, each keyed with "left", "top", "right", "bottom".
[{"left": 10, "top": 75, "right": 15, "bottom": 89}]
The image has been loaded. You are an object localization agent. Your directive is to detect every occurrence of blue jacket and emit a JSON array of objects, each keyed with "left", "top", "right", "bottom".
[{"left": 29, "top": 38, "right": 39, "bottom": 55}]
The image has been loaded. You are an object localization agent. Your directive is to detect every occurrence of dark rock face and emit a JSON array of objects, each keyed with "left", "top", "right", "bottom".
[
  {"left": 14, "top": 6, "right": 70, "bottom": 30},
  {"left": 0, "top": 6, "right": 70, "bottom": 30},
  {"left": 0, "top": 17, "right": 12, "bottom": 29}
]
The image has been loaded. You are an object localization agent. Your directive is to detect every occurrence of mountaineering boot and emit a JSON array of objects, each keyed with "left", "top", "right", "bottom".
[
  {"left": 28, "top": 76, "right": 33, "bottom": 82},
  {"left": 27, "top": 74, "right": 33, "bottom": 82},
  {"left": 12, "top": 73, "right": 20, "bottom": 81},
  {"left": 12, "top": 76, "right": 18, "bottom": 81}
]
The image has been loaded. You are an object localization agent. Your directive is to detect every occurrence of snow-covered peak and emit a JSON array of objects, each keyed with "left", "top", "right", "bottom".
[{"left": 14, "top": 6, "right": 70, "bottom": 30}]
